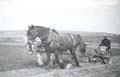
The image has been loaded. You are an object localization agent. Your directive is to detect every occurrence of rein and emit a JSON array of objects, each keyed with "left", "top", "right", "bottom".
[{"left": 40, "top": 34, "right": 49, "bottom": 40}]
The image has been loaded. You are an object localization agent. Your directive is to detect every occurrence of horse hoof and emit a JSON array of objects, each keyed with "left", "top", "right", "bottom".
[
  {"left": 28, "top": 51, "right": 33, "bottom": 55},
  {"left": 37, "top": 59, "right": 44, "bottom": 66},
  {"left": 107, "top": 59, "right": 112, "bottom": 64},
  {"left": 38, "top": 62, "right": 44, "bottom": 66},
  {"left": 109, "top": 60, "right": 112, "bottom": 64},
  {"left": 76, "top": 63, "right": 79, "bottom": 67},
  {"left": 59, "top": 63, "right": 66, "bottom": 69},
  {"left": 65, "top": 63, "right": 73, "bottom": 69}
]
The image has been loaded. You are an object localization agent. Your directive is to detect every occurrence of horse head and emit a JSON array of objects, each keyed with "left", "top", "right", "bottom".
[
  {"left": 26, "top": 24, "right": 50, "bottom": 54},
  {"left": 26, "top": 25, "right": 37, "bottom": 54}
]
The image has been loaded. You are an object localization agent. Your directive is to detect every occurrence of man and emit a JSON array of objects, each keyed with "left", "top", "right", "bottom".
[
  {"left": 98, "top": 36, "right": 112, "bottom": 64},
  {"left": 99, "top": 36, "right": 111, "bottom": 50}
]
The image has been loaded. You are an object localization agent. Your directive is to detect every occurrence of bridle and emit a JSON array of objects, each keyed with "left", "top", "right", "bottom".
[{"left": 27, "top": 29, "right": 50, "bottom": 53}]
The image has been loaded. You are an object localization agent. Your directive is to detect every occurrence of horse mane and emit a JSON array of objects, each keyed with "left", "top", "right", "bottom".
[
  {"left": 52, "top": 29, "right": 59, "bottom": 34},
  {"left": 34, "top": 26, "right": 49, "bottom": 31},
  {"left": 34, "top": 26, "right": 59, "bottom": 35}
]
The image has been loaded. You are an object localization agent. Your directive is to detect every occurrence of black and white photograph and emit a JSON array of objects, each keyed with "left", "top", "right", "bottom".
[{"left": 0, "top": 0, "right": 120, "bottom": 77}]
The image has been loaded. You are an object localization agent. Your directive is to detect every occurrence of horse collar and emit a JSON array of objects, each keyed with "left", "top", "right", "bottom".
[{"left": 40, "top": 29, "right": 51, "bottom": 44}]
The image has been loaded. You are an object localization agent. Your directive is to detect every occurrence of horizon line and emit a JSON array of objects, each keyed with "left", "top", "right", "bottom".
[{"left": 0, "top": 29, "right": 119, "bottom": 35}]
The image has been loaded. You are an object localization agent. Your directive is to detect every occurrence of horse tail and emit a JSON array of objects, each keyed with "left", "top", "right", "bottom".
[{"left": 77, "top": 34, "right": 86, "bottom": 56}]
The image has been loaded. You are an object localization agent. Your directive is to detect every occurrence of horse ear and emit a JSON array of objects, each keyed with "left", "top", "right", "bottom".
[
  {"left": 28, "top": 25, "right": 31, "bottom": 29},
  {"left": 31, "top": 24, "right": 34, "bottom": 29},
  {"left": 52, "top": 29, "right": 59, "bottom": 34}
]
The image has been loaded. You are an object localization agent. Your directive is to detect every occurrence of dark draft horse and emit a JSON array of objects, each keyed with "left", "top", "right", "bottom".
[{"left": 26, "top": 24, "right": 86, "bottom": 68}]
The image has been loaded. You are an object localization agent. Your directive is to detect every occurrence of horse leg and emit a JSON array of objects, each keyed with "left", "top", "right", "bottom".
[
  {"left": 47, "top": 52, "right": 57, "bottom": 68},
  {"left": 54, "top": 50, "right": 65, "bottom": 69},
  {"left": 37, "top": 52, "right": 44, "bottom": 66},
  {"left": 45, "top": 48, "right": 51, "bottom": 65},
  {"left": 54, "top": 50, "right": 61, "bottom": 67},
  {"left": 70, "top": 48, "right": 79, "bottom": 66},
  {"left": 79, "top": 45, "right": 86, "bottom": 57}
]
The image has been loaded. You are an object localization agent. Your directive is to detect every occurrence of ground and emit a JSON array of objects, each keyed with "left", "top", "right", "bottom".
[{"left": 0, "top": 44, "right": 120, "bottom": 77}]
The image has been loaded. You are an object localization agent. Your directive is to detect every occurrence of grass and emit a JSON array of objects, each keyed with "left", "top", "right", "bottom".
[
  {"left": 0, "top": 45, "right": 37, "bottom": 72},
  {"left": 0, "top": 44, "right": 120, "bottom": 72}
]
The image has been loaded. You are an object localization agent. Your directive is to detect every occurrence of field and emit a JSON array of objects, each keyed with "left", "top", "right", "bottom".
[{"left": 0, "top": 31, "right": 120, "bottom": 77}]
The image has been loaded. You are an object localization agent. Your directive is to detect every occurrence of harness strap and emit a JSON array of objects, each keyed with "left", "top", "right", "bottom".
[
  {"left": 39, "top": 29, "right": 53, "bottom": 46},
  {"left": 51, "top": 39, "right": 65, "bottom": 46},
  {"left": 40, "top": 28, "right": 55, "bottom": 40},
  {"left": 40, "top": 34, "right": 49, "bottom": 40},
  {"left": 40, "top": 29, "right": 65, "bottom": 47}
]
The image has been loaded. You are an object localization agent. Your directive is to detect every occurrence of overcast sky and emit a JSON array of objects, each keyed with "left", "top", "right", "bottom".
[{"left": 0, "top": 0, "right": 120, "bottom": 34}]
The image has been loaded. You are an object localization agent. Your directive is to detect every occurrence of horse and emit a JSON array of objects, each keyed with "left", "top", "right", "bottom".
[{"left": 26, "top": 24, "right": 86, "bottom": 68}]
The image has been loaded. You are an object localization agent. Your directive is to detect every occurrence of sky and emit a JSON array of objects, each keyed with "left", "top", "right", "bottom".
[{"left": 0, "top": 0, "right": 120, "bottom": 34}]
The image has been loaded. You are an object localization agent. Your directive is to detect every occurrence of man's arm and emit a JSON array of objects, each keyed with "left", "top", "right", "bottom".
[
  {"left": 99, "top": 40, "right": 104, "bottom": 47},
  {"left": 108, "top": 39, "right": 111, "bottom": 49}
]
